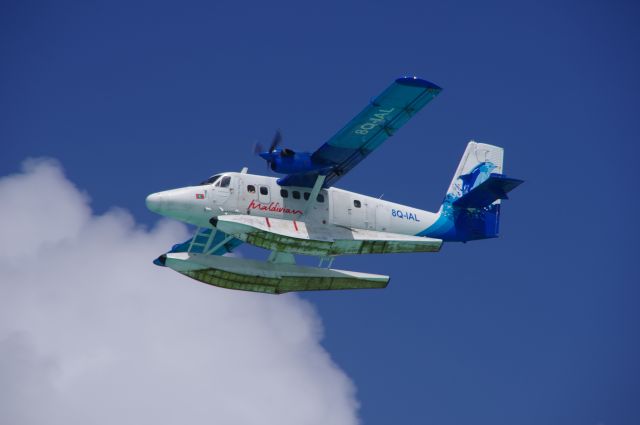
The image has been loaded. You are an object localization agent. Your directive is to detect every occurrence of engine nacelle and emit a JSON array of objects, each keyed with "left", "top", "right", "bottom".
[{"left": 259, "top": 150, "right": 326, "bottom": 174}]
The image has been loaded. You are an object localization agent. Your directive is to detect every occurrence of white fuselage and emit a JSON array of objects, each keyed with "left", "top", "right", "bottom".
[{"left": 146, "top": 171, "right": 440, "bottom": 237}]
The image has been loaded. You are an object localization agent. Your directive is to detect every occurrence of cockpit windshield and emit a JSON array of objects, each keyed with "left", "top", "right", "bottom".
[{"left": 198, "top": 174, "right": 222, "bottom": 186}]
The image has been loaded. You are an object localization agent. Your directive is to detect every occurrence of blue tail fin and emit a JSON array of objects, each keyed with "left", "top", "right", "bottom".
[{"left": 421, "top": 141, "right": 523, "bottom": 242}]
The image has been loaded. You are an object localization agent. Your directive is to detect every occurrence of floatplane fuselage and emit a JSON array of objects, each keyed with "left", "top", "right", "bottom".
[{"left": 146, "top": 77, "right": 523, "bottom": 294}]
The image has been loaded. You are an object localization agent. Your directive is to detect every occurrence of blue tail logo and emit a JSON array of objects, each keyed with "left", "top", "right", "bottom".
[{"left": 454, "top": 162, "right": 497, "bottom": 199}]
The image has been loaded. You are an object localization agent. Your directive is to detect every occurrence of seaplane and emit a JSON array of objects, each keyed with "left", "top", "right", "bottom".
[{"left": 146, "top": 77, "right": 523, "bottom": 294}]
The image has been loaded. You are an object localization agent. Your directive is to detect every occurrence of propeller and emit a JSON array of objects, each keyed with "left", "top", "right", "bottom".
[
  {"left": 253, "top": 129, "right": 282, "bottom": 156},
  {"left": 268, "top": 129, "right": 282, "bottom": 153},
  {"left": 253, "top": 130, "right": 297, "bottom": 172}
]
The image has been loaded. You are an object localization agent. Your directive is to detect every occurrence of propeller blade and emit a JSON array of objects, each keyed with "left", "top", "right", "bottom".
[
  {"left": 269, "top": 129, "right": 282, "bottom": 153},
  {"left": 253, "top": 141, "right": 264, "bottom": 155}
]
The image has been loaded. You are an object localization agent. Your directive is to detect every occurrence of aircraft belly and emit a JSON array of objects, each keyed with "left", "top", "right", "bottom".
[
  {"left": 164, "top": 252, "right": 389, "bottom": 294},
  {"left": 216, "top": 215, "right": 442, "bottom": 256}
]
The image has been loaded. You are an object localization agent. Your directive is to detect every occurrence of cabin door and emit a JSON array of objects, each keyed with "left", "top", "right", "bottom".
[
  {"left": 364, "top": 201, "right": 376, "bottom": 230},
  {"left": 331, "top": 191, "right": 351, "bottom": 227},
  {"left": 376, "top": 204, "right": 391, "bottom": 232}
]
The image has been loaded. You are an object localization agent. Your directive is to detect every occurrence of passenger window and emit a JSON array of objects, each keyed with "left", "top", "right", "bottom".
[
  {"left": 247, "top": 185, "right": 256, "bottom": 194},
  {"left": 292, "top": 191, "right": 300, "bottom": 199},
  {"left": 260, "top": 186, "right": 268, "bottom": 195},
  {"left": 353, "top": 200, "right": 361, "bottom": 208},
  {"left": 303, "top": 192, "right": 310, "bottom": 200},
  {"left": 317, "top": 194, "right": 324, "bottom": 203},
  {"left": 220, "top": 176, "right": 231, "bottom": 188},
  {"left": 280, "top": 189, "right": 288, "bottom": 198}
]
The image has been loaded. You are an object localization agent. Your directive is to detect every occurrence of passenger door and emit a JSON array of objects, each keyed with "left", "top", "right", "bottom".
[
  {"left": 375, "top": 204, "right": 391, "bottom": 232},
  {"left": 331, "top": 190, "right": 351, "bottom": 227},
  {"left": 364, "top": 201, "right": 376, "bottom": 230},
  {"left": 349, "top": 197, "right": 365, "bottom": 229}
]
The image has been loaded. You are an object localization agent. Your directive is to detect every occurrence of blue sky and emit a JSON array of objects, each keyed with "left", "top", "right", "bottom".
[{"left": 2, "top": 0, "right": 639, "bottom": 424}]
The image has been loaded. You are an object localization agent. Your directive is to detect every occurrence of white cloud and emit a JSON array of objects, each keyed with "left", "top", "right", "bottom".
[{"left": 0, "top": 159, "right": 359, "bottom": 425}]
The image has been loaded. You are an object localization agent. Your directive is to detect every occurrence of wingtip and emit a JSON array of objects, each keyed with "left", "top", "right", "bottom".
[
  {"left": 153, "top": 254, "right": 167, "bottom": 267},
  {"left": 395, "top": 76, "right": 442, "bottom": 91}
]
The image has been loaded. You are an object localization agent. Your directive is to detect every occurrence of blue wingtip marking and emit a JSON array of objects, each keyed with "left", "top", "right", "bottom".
[
  {"left": 395, "top": 76, "right": 442, "bottom": 91},
  {"left": 153, "top": 254, "right": 167, "bottom": 267}
]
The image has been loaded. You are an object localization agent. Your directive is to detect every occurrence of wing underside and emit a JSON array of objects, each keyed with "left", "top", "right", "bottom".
[{"left": 279, "top": 77, "right": 442, "bottom": 188}]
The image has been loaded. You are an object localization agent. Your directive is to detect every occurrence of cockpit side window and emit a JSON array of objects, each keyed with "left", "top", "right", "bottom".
[
  {"left": 198, "top": 174, "right": 221, "bottom": 186},
  {"left": 220, "top": 176, "right": 231, "bottom": 188}
]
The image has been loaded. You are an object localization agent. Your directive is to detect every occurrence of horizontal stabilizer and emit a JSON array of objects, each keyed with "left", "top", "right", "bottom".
[{"left": 453, "top": 173, "right": 523, "bottom": 209}]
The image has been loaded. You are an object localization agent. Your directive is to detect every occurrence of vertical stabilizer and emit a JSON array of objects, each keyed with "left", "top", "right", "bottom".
[
  {"left": 419, "top": 141, "right": 522, "bottom": 242},
  {"left": 445, "top": 141, "right": 504, "bottom": 201}
]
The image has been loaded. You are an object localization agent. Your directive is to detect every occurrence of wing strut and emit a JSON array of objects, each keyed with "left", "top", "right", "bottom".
[
  {"left": 302, "top": 175, "right": 326, "bottom": 216},
  {"left": 188, "top": 227, "right": 217, "bottom": 253},
  {"left": 205, "top": 234, "right": 235, "bottom": 255}
]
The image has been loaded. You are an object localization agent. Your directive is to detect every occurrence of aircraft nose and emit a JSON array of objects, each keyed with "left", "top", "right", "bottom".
[{"left": 145, "top": 192, "right": 165, "bottom": 213}]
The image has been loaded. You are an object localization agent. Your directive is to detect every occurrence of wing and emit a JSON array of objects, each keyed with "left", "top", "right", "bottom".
[
  {"left": 153, "top": 228, "right": 243, "bottom": 267},
  {"left": 278, "top": 77, "right": 442, "bottom": 187}
]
